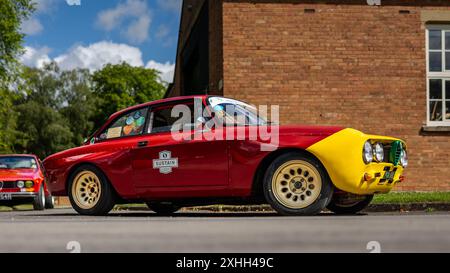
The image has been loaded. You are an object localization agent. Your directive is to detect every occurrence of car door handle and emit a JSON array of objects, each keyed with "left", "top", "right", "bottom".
[{"left": 137, "top": 141, "right": 149, "bottom": 148}]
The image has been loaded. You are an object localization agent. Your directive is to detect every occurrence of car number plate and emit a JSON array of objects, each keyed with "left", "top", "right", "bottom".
[
  {"left": 0, "top": 193, "right": 12, "bottom": 201},
  {"left": 383, "top": 170, "right": 396, "bottom": 180}
]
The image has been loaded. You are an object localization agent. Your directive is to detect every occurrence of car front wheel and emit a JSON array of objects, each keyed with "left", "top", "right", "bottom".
[
  {"left": 33, "top": 185, "right": 45, "bottom": 211},
  {"left": 45, "top": 195, "right": 55, "bottom": 209},
  {"left": 263, "top": 152, "right": 333, "bottom": 216},
  {"left": 327, "top": 192, "right": 374, "bottom": 215},
  {"left": 68, "top": 165, "right": 116, "bottom": 216}
]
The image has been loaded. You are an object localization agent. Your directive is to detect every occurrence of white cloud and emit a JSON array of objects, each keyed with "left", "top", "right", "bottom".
[
  {"left": 96, "top": 0, "right": 152, "bottom": 44},
  {"left": 21, "top": 0, "right": 59, "bottom": 36},
  {"left": 54, "top": 41, "right": 144, "bottom": 71},
  {"left": 20, "top": 46, "right": 52, "bottom": 68},
  {"left": 34, "top": 0, "right": 58, "bottom": 14},
  {"left": 21, "top": 42, "right": 176, "bottom": 83},
  {"left": 21, "top": 18, "right": 43, "bottom": 35},
  {"left": 146, "top": 60, "right": 175, "bottom": 83},
  {"left": 157, "top": 0, "right": 182, "bottom": 12}
]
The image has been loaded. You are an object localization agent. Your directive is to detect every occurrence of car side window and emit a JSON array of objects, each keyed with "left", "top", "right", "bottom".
[
  {"left": 99, "top": 108, "right": 148, "bottom": 140},
  {"left": 148, "top": 102, "right": 195, "bottom": 134}
]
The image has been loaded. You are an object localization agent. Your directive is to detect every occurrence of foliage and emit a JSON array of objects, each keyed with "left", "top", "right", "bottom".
[
  {"left": 0, "top": 0, "right": 35, "bottom": 82},
  {"left": 5, "top": 63, "right": 166, "bottom": 159},
  {"left": 0, "top": 87, "right": 18, "bottom": 153},
  {"left": 0, "top": 2, "right": 167, "bottom": 159},
  {"left": 92, "top": 63, "right": 166, "bottom": 129}
]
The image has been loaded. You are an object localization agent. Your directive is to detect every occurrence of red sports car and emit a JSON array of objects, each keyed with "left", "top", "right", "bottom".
[
  {"left": 0, "top": 154, "right": 54, "bottom": 210},
  {"left": 43, "top": 96, "right": 407, "bottom": 216}
]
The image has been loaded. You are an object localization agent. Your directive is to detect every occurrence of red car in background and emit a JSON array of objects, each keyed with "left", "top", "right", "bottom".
[{"left": 0, "top": 154, "right": 54, "bottom": 210}]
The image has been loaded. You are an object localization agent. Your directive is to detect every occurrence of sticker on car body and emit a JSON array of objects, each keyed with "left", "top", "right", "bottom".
[{"left": 153, "top": 151, "right": 178, "bottom": 174}]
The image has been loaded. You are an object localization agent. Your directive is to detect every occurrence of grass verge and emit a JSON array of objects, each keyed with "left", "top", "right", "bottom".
[{"left": 372, "top": 192, "right": 450, "bottom": 204}]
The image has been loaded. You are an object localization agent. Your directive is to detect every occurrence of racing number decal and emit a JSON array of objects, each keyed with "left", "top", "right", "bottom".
[{"left": 153, "top": 151, "right": 178, "bottom": 174}]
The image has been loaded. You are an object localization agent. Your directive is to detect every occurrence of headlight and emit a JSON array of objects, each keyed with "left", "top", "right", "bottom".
[
  {"left": 16, "top": 180, "right": 25, "bottom": 188},
  {"left": 374, "top": 143, "right": 384, "bottom": 162},
  {"left": 400, "top": 149, "right": 408, "bottom": 168},
  {"left": 363, "top": 141, "right": 373, "bottom": 164},
  {"left": 25, "top": 180, "right": 34, "bottom": 188}
]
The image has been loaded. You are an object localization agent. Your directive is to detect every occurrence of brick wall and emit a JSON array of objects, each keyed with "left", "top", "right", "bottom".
[{"left": 222, "top": 1, "right": 450, "bottom": 191}]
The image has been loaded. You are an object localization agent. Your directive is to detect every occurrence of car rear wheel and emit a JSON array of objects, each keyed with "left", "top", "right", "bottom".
[
  {"left": 33, "top": 185, "right": 45, "bottom": 211},
  {"left": 327, "top": 192, "right": 374, "bottom": 215},
  {"left": 68, "top": 165, "right": 116, "bottom": 216},
  {"left": 263, "top": 152, "right": 333, "bottom": 216},
  {"left": 146, "top": 202, "right": 181, "bottom": 215}
]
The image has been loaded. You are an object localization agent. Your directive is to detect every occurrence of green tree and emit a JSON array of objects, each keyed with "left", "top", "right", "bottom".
[
  {"left": 14, "top": 101, "right": 73, "bottom": 158},
  {"left": 0, "top": 0, "right": 34, "bottom": 152},
  {"left": 13, "top": 64, "right": 74, "bottom": 158},
  {"left": 0, "top": 0, "right": 35, "bottom": 82},
  {"left": 92, "top": 63, "right": 166, "bottom": 129},
  {"left": 0, "top": 87, "right": 18, "bottom": 153},
  {"left": 59, "top": 68, "right": 96, "bottom": 145}
]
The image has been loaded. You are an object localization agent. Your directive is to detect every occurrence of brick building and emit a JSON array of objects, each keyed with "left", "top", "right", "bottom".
[{"left": 166, "top": 0, "right": 450, "bottom": 191}]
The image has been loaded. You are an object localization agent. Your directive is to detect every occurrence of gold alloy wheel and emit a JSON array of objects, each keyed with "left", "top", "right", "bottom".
[
  {"left": 271, "top": 160, "right": 322, "bottom": 209},
  {"left": 71, "top": 171, "right": 102, "bottom": 209}
]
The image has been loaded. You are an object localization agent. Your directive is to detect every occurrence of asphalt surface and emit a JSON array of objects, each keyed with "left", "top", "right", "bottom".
[{"left": 0, "top": 208, "right": 449, "bottom": 253}]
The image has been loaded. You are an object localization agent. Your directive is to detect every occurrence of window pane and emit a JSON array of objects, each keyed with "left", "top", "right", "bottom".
[
  {"left": 446, "top": 81, "right": 450, "bottom": 100},
  {"left": 429, "top": 30, "right": 442, "bottom": 50},
  {"left": 150, "top": 103, "right": 195, "bottom": 134},
  {"left": 446, "top": 101, "right": 450, "bottom": 120},
  {"left": 99, "top": 108, "right": 148, "bottom": 140},
  {"left": 429, "top": 52, "right": 442, "bottom": 72},
  {"left": 430, "top": 101, "right": 443, "bottom": 121},
  {"left": 446, "top": 52, "right": 450, "bottom": 70},
  {"left": 446, "top": 32, "right": 450, "bottom": 50},
  {"left": 430, "top": 79, "right": 442, "bottom": 99}
]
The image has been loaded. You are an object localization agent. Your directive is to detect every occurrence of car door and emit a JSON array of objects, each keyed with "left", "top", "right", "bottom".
[{"left": 131, "top": 99, "right": 229, "bottom": 188}]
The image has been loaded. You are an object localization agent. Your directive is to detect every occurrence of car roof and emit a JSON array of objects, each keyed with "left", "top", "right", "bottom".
[{"left": 109, "top": 95, "right": 209, "bottom": 120}]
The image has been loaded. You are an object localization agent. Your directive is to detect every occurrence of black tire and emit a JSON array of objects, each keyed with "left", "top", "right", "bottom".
[
  {"left": 146, "top": 202, "right": 181, "bottom": 215},
  {"left": 45, "top": 194, "right": 55, "bottom": 209},
  {"left": 68, "top": 165, "right": 116, "bottom": 216},
  {"left": 327, "top": 193, "right": 374, "bottom": 215},
  {"left": 33, "top": 185, "right": 45, "bottom": 211},
  {"left": 263, "top": 152, "right": 334, "bottom": 216}
]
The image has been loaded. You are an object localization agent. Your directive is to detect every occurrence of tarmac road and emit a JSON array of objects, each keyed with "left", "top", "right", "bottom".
[{"left": 0, "top": 208, "right": 449, "bottom": 253}]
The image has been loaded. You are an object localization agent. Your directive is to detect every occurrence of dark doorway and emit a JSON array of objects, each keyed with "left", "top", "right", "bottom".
[{"left": 182, "top": 2, "right": 209, "bottom": 95}]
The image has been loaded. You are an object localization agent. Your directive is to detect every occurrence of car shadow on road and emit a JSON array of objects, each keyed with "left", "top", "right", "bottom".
[{"left": 19, "top": 210, "right": 369, "bottom": 218}]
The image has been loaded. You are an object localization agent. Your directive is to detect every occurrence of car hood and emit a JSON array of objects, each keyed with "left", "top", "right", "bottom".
[
  {"left": 276, "top": 125, "right": 345, "bottom": 137},
  {"left": 0, "top": 169, "right": 38, "bottom": 181}
]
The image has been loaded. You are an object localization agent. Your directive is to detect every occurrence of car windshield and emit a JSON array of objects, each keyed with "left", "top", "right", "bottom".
[
  {"left": 0, "top": 157, "right": 38, "bottom": 170},
  {"left": 207, "top": 97, "right": 268, "bottom": 126}
]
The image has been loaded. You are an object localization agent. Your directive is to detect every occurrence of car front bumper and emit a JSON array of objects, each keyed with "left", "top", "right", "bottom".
[{"left": 307, "top": 128, "right": 406, "bottom": 195}]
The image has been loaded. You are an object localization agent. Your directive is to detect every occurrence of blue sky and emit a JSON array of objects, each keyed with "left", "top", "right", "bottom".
[{"left": 20, "top": 0, "right": 182, "bottom": 83}]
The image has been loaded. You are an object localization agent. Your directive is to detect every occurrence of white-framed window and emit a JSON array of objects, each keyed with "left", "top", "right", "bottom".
[{"left": 426, "top": 25, "right": 450, "bottom": 126}]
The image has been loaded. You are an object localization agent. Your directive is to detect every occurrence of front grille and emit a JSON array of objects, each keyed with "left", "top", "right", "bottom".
[
  {"left": 381, "top": 141, "right": 403, "bottom": 165},
  {"left": 389, "top": 141, "right": 403, "bottom": 166},
  {"left": 0, "top": 181, "right": 17, "bottom": 189}
]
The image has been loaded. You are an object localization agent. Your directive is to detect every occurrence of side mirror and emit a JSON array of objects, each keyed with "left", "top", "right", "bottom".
[{"left": 84, "top": 137, "right": 98, "bottom": 145}]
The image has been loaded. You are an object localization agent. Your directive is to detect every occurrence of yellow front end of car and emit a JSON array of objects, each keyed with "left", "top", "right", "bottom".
[{"left": 306, "top": 128, "right": 407, "bottom": 195}]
